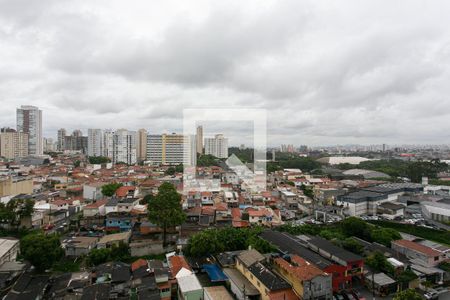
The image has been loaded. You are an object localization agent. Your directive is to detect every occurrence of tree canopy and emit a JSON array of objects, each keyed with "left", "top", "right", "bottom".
[
  {"left": 393, "top": 289, "right": 422, "bottom": 300},
  {"left": 88, "top": 156, "right": 111, "bottom": 164},
  {"left": 101, "top": 182, "right": 123, "bottom": 197},
  {"left": 0, "top": 198, "right": 34, "bottom": 229},
  {"left": 20, "top": 233, "right": 64, "bottom": 272},
  {"left": 147, "top": 182, "right": 185, "bottom": 247}
]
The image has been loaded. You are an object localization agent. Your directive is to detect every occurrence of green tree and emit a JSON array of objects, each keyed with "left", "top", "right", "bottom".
[
  {"left": 101, "top": 183, "right": 123, "bottom": 197},
  {"left": 0, "top": 198, "right": 34, "bottom": 229},
  {"left": 87, "top": 248, "right": 111, "bottom": 266},
  {"left": 20, "top": 233, "right": 64, "bottom": 272},
  {"left": 393, "top": 289, "right": 422, "bottom": 300},
  {"left": 141, "top": 194, "right": 154, "bottom": 205},
  {"left": 300, "top": 184, "right": 314, "bottom": 198},
  {"left": 340, "top": 217, "right": 372, "bottom": 240},
  {"left": 74, "top": 160, "right": 81, "bottom": 168},
  {"left": 370, "top": 228, "right": 401, "bottom": 247},
  {"left": 148, "top": 183, "right": 186, "bottom": 247},
  {"left": 110, "top": 242, "right": 130, "bottom": 261},
  {"left": 197, "top": 154, "right": 220, "bottom": 167},
  {"left": 366, "top": 251, "right": 394, "bottom": 275},
  {"left": 342, "top": 238, "right": 365, "bottom": 255},
  {"left": 165, "top": 167, "right": 176, "bottom": 176},
  {"left": 175, "top": 164, "right": 184, "bottom": 173},
  {"left": 88, "top": 156, "right": 111, "bottom": 164}
]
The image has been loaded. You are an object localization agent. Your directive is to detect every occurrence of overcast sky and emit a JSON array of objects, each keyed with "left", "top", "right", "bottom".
[{"left": 1, "top": 0, "right": 450, "bottom": 146}]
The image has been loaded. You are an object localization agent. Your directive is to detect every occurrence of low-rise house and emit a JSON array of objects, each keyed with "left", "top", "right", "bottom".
[
  {"left": 105, "top": 212, "right": 133, "bottom": 232},
  {"left": 204, "top": 286, "right": 233, "bottom": 300},
  {"left": 4, "top": 273, "right": 49, "bottom": 300},
  {"left": 65, "top": 236, "right": 99, "bottom": 257},
  {"left": 377, "top": 202, "right": 405, "bottom": 220},
  {"left": 391, "top": 239, "right": 448, "bottom": 267},
  {"left": 236, "top": 249, "right": 298, "bottom": 300},
  {"left": 83, "top": 182, "right": 106, "bottom": 200},
  {"left": 97, "top": 231, "right": 131, "bottom": 249},
  {"left": 272, "top": 255, "right": 333, "bottom": 300},
  {"left": 83, "top": 199, "right": 107, "bottom": 217},
  {"left": 364, "top": 272, "right": 397, "bottom": 297},
  {"left": 177, "top": 273, "right": 203, "bottom": 300},
  {"left": 117, "top": 198, "right": 140, "bottom": 212},
  {"left": 222, "top": 268, "right": 260, "bottom": 300},
  {"left": 115, "top": 186, "right": 139, "bottom": 199}
]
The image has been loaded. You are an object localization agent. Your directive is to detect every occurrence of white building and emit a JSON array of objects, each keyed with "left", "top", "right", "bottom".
[
  {"left": 204, "top": 134, "right": 228, "bottom": 158},
  {"left": 88, "top": 129, "right": 103, "bottom": 157},
  {"left": 16, "top": 105, "right": 43, "bottom": 156},
  {"left": 112, "top": 129, "right": 137, "bottom": 165},
  {"left": 57, "top": 128, "right": 66, "bottom": 151},
  {"left": 103, "top": 129, "right": 114, "bottom": 159}
]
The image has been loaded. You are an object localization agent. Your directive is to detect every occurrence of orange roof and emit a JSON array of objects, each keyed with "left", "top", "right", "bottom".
[
  {"left": 248, "top": 209, "right": 271, "bottom": 217},
  {"left": 169, "top": 256, "right": 191, "bottom": 276},
  {"left": 131, "top": 259, "right": 148, "bottom": 272},
  {"left": 393, "top": 240, "right": 442, "bottom": 257},
  {"left": 232, "top": 220, "right": 249, "bottom": 228},
  {"left": 274, "top": 255, "right": 327, "bottom": 281},
  {"left": 116, "top": 186, "right": 136, "bottom": 197},
  {"left": 84, "top": 199, "right": 107, "bottom": 209},
  {"left": 231, "top": 208, "right": 241, "bottom": 220}
]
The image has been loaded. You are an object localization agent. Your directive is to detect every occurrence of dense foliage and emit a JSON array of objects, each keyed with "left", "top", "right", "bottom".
[
  {"left": 370, "top": 220, "right": 450, "bottom": 246},
  {"left": 268, "top": 152, "right": 322, "bottom": 173},
  {"left": 147, "top": 183, "right": 186, "bottom": 247},
  {"left": 336, "top": 158, "right": 448, "bottom": 183},
  {"left": 101, "top": 183, "right": 123, "bottom": 197},
  {"left": 20, "top": 233, "right": 64, "bottom": 272},
  {"left": 196, "top": 154, "right": 221, "bottom": 167},
  {"left": 0, "top": 198, "right": 34, "bottom": 229},
  {"left": 87, "top": 242, "right": 130, "bottom": 266},
  {"left": 185, "top": 227, "right": 276, "bottom": 257},
  {"left": 88, "top": 156, "right": 111, "bottom": 164},
  {"left": 366, "top": 251, "right": 395, "bottom": 274},
  {"left": 393, "top": 289, "right": 422, "bottom": 300}
]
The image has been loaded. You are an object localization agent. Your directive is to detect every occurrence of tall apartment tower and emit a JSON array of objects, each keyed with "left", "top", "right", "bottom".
[
  {"left": 16, "top": 105, "right": 43, "bottom": 156},
  {"left": 57, "top": 128, "right": 66, "bottom": 151},
  {"left": 204, "top": 134, "right": 228, "bottom": 158},
  {"left": 137, "top": 129, "right": 148, "bottom": 162},
  {"left": 196, "top": 125, "right": 203, "bottom": 154},
  {"left": 88, "top": 129, "right": 103, "bottom": 157},
  {"left": 102, "top": 129, "right": 114, "bottom": 160},
  {"left": 0, "top": 128, "right": 29, "bottom": 159},
  {"left": 146, "top": 133, "right": 196, "bottom": 166},
  {"left": 112, "top": 129, "right": 137, "bottom": 165}
]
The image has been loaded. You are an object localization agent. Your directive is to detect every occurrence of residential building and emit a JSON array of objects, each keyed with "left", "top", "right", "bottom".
[
  {"left": 83, "top": 182, "right": 106, "bottom": 200},
  {"left": 83, "top": 199, "right": 107, "bottom": 217},
  {"left": 196, "top": 125, "right": 203, "bottom": 154},
  {"left": 137, "top": 129, "right": 147, "bottom": 162},
  {"left": 146, "top": 133, "right": 196, "bottom": 165},
  {"left": 63, "top": 130, "right": 88, "bottom": 153},
  {"left": 272, "top": 255, "right": 332, "bottom": 300},
  {"left": 57, "top": 128, "right": 66, "bottom": 151},
  {"left": 222, "top": 268, "right": 260, "bottom": 300},
  {"left": 0, "top": 238, "right": 20, "bottom": 266},
  {"left": 65, "top": 236, "right": 99, "bottom": 257},
  {"left": 112, "top": 129, "right": 137, "bottom": 165},
  {"left": 204, "top": 286, "right": 233, "bottom": 300},
  {"left": 43, "top": 137, "right": 55, "bottom": 152},
  {"left": 204, "top": 134, "right": 228, "bottom": 158},
  {"left": 0, "top": 129, "right": 28, "bottom": 159},
  {"left": 0, "top": 177, "right": 33, "bottom": 197},
  {"left": 235, "top": 249, "right": 298, "bottom": 300},
  {"left": 88, "top": 129, "right": 103, "bottom": 157},
  {"left": 391, "top": 239, "right": 447, "bottom": 267},
  {"left": 103, "top": 129, "right": 114, "bottom": 159},
  {"left": 16, "top": 105, "right": 43, "bottom": 156},
  {"left": 177, "top": 274, "right": 203, "bottom": 300}
]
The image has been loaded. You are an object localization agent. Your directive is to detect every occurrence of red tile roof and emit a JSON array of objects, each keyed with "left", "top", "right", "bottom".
[
  {"left": 169, "top": 256, "right": 192, "bottom": 276},
  {"left": 393, "top": 240, "right": 442, "bottom": 257},
  {"left": 274, "top": 255, "right": 327, "bottom": 281},
  {"left": 131, "top": 259, "right": 148, "bottom": 272},
  {"left": 84, "top": 199, "right": 107, "bottom": 209},
  {"left": 116, "top": 186, "right": 136, "bottom": 197}
]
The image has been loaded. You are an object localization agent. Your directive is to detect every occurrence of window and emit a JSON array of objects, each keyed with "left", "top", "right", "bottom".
[{"left": 434, "top": 256, "right": 439, "bottom": 261}]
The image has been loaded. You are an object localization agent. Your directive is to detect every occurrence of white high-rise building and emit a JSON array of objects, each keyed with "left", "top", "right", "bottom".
[
  {"left": 204, "top": 134, "right": 228, "bottom": 158},
  {"left": 112, "top": 129, "right": 137, "bottom": 165},
  {"left": 103, "top": 129, "right": 114, "bottom": 160},
  {"left": 57, "top": 128, "right": 66, "bottom": 151},
  {"left": 88, "top": 129, "right": 103, "bottom": 157},
  {"left": 16, "top": 105, "right": 43, "bottom": 156}
]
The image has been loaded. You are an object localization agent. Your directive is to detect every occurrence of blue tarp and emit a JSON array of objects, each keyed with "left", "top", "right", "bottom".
[{"left": 202, "top": 264, "right": 229, "bottom": 282}]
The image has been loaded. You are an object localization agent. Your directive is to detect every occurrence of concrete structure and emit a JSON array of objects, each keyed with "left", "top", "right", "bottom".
[
  {"left": 317, "top": 156, "right": 372, "bottom": 165},
  {"left": 391, "top": 239, "right": 447, "bottom": 267},
  {"left": 0, "top": 177, "right": 33, "bottom": 197},
  {"left": 222, "top": 268, "right": 260, "bottom": 300},
  {"left": 421, "top": 200, "right": 450, "bottom": 223},
  {"left": 63, "top": 132, "right": 88, "bottom": 153},
  {"left": 146, "top": 133, "right": 196, "bottom": 166},
  {"left": 196, "top": 125, "right": 203, "bottom": 154},
  {"left": 112, "top": 129, "right": 137, "bottom": 165},
  {"left": 204, "top": 134, "right": 228, "bottom": 159},
  {"left": 204, "top": 286, "right": 233, "bottom": 300},
  {"left": 273, "top": 255, "right": 332, "bottom": 300},
  {"left": 0, "top": 129, "right": 28, "bottom": 159},
  {"left": 177, "top": 274, "right": 203, "bottom": 300},
  {"left": 65, "top": 236, "right": 98, "bottom": 257},
  {"left": 83, "top": 183, "right": 106, "bottom": 200},
  {"left": 16, "top": 105, "right": 43, "bottom": 155},
  {"left": 0, "top": 238, "right": 20, "bottom": 266},
  {"left": 57, "top": 128, "right": 66, "bottom": 151},
  {"left": 88, "top": 129, "right": 103, "bottom": 157},
  {"left": 103, "top": 129, "right": 114, "bottom": 159},
  {"left": 136, "top": 129, "right": 147, "bottom": 162}
]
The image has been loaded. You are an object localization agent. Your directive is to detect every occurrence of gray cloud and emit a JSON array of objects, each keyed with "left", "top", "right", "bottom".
[{"left": 0, "top": 0, "right": 450, "bottom": 146}]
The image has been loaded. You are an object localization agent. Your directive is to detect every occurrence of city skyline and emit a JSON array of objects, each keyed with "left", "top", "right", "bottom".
[{"left": 1, "top": 1, "right": 450, "bottom": 146}]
